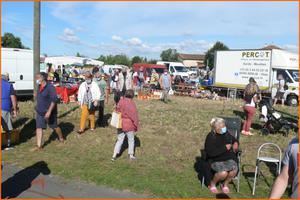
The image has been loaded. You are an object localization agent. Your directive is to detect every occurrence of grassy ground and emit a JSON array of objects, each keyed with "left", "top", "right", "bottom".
[{"left": 2, "top": 96, "right": 298, "bottom": 198}]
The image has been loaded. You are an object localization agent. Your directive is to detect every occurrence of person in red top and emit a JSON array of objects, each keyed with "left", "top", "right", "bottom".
[{"left": 112, "top": 89, "right": 139, "bottom": 161}]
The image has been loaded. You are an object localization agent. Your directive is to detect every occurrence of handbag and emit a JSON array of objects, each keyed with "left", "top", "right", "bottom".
[
  {"left": 110, "top": 111, "right": 122, "bottom": 129},
  {"left": 88, "top": 101, "right": 98, "bottom": 112}
]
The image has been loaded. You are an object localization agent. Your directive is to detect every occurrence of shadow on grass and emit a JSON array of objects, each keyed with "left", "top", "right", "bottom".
[
  {"left": 233, "top": 110, "right": 262, "bottom": 130},
  {"left": 193, "top": 156, "right": 212, "bottom": 188},
  {"left": 43, "top": 122, "right": 75, "bottom": 148},
  {"left": 97, "top": 113, "right": 112, "bottom": 127},
  {"left": 242, "top": 163, "right": 274, "bottom": 193},
  {"left": 19, "top": 119, "right": 36, "bottom": 144},
  {"left": 116, "top": 133, "right": 141, "bottom": 157},
  {"left": 13, "top": 117, "right": 30, "bottom": 129},
  {"left": 216, "top": 193, "right": 231, "bottom": 199},
  {"left": 58, "top": 105, "right": 79, "bottom": 119},
  {"left": 1, "top": 161, "right": 50, "bottom": 199}
]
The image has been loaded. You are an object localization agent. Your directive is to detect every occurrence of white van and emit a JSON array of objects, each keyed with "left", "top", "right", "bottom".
[
  {"left": 156, "top": 61, "right": 190, "bottom": 80},
  {"left": 1, "top": 48, "right": 34, "bottom": 96}
]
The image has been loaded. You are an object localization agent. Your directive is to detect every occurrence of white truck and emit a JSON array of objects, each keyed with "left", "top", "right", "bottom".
[
  {"left": 212, "top": 49, "right": 299, "bottom": 106},
  {"left": 1, "top": 48, "right": 34, "bottom": 96},
  {"left": 156, "top": 61, "right": 190, "bottom": 80}
]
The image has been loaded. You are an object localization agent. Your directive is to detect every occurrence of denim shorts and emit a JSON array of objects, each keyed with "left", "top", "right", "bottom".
[
  {"left": 1, "top": 111, "right": 13, "bottom": 132},
  {"left": 36, "top": 112, "right": 58, "bottom": 129}
]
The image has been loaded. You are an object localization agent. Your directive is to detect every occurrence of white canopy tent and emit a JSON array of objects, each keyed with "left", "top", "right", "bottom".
[{"left": 44, "top": 56, "right": 104, "bottom": 69}]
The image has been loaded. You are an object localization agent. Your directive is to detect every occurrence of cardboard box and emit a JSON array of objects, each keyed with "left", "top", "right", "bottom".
[{"left": 1, "top": 129, "right": 20, "bottom": 146}]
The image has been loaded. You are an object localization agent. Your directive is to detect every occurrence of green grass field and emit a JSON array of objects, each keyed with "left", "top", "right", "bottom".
[{"left": 2, "top": 96, "right": 298, "bottom": 198}]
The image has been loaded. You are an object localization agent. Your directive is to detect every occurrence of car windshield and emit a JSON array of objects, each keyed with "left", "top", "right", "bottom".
[
  {"left": 288, "top": 70, "right": 299, "bottom": 82},
  {"left": 174, "top": 66, "right": 188, "bottom": 72},
  {"left": 155, "top": 68, "right": 164, "bottom": 74}
]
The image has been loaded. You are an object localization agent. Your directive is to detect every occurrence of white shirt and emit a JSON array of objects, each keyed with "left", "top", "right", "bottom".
[
  {"left": 278, "top": 79, "right": 285, "bottom": 92},
  {"left": 78, "top": 81, "right": 101, "bottom": 106}
]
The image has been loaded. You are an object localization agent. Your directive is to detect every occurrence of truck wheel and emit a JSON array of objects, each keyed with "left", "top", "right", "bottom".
[{"left": 286, "top": 95, "right": 298, "bottom": 107}]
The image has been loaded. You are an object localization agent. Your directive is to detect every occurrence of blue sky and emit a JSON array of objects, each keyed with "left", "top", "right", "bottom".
[{"left": 2, "top": 1, "right": 299, "bottom": 59}]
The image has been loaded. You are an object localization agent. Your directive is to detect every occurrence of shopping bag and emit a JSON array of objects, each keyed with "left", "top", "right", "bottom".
[{"left": 110, "top": 111, "right": 122, "bottom": 129}]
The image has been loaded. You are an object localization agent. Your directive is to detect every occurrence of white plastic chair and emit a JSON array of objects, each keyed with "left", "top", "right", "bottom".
[{"left": 252, "top": 143, "right": 282, "bottom": 195}]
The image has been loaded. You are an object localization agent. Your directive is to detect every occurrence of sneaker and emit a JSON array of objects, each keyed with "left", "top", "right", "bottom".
[
  {"left": 129, "top": 155, "right": 136, "bottom": 160},
  {"left": 111, "top": 157, "right": 117, "bottom": 161},
  {"left": 4, "top": 146, "right": 14, "bottom": 151}
]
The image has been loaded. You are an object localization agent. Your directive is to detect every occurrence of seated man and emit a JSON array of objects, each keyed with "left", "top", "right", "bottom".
[{"left": 204, "top": 118, "right": 239, "bottom": 194}]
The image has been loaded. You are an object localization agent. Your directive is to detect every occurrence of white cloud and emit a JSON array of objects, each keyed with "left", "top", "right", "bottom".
[
  {"left": 282, "top": 44, "right": 299, "bottom": 53},
  {"left": 112, "top": 36, "right": 143, "bottom": 46},
  {"left": 58, "top": 28, "right": 81, "bottom": 44},
  {"left": 86, "top": 35, "right": 212, "bottom": 58},
  {"left": 45, "top": 2, "right": 298, "bottom": 58},
  {"left": 125, "top": 37, "right": 142, "bottom": 46},
  {"left": 112, "top": 35, "right": 123, "bottom": 42}
]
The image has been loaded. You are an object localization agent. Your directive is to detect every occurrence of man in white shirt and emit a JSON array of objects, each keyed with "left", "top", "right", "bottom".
[{"left": 273, "top": 74, "right": 286, "bottom": 106}]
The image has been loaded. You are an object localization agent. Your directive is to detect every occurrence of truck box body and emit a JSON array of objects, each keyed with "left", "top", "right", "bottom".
[
  {"left": 214, "top": 50, "right": 272, "bottom": 90},
  {"left": 213, "top": 49, "right": 299, "bottom": 106},
  {"left": 1, "top": 48, "right": 34, "bottom": 96}
]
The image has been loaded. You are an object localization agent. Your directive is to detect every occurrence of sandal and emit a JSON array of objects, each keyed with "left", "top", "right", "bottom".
[
  {"left": 209, "top": 185, "right": 219, "bottom": 194},
  {"left": 77, "top": 130, "right": 84, "bottom": 134},
  {"left": 242, "top": 131, "right": 254, "bottom": 136},
  {"left": 221, "top": 184, "right": 230, "bottom": 194},
  {"left": 30, "top": 146, "right": 43, "bottom": 152}
]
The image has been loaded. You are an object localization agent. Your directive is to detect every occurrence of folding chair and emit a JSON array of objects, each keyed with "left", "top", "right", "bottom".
[
  {"left": 201, "top": 117, "right": 242, "bottom": 192},
  {"left": 252, "top": 143, "right": 282, "bottom": 195}
]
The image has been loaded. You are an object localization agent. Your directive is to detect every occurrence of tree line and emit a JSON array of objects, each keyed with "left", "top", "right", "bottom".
[{"left": 2, "top": 32, "right": 229, "bottom": 69}]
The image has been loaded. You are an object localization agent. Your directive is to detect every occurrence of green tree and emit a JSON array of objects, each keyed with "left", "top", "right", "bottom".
[
  {"left": 160, "top": 48, "right": 179, "bottom": 62},
  {"left": 147, "top": 59, "right": 158, "bottom": 64},
  {"left": 97, "top": 55, "right": 106, "bottom": 61},
  {"left": 114, "top": 54, "right": 130, "bottom": 66},
  {"left": 98, "top": 54, "right": 130, "bottom": 66},
  {"left": 204, "top": 41, "right": 229, "bottom": 69},
  {"left": 1, "top": 32, "right": 27, "bottom": 49},
  {"left": 131, "top": 56, "right": 144, "bottom": 65},
  {"left": 76, "top": 52, "right": 83, "bottom": 57}
]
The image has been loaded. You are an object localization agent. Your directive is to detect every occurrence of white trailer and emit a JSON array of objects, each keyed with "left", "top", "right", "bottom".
[
  {"left": 1, "top": 48, "right": 34, "bottom": 96},
  {"left": 212, "top": 49, "right": 299, "bottom": 106}
]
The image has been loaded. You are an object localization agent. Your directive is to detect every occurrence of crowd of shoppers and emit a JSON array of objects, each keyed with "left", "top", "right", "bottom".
[{"left": 2, "top": 65, "right": 297, "bottom": 198}]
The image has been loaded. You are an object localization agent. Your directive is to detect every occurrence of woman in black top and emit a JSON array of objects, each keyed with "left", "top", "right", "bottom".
[{"left": 204, "top": 118, "right": 239, "bottom": 194}]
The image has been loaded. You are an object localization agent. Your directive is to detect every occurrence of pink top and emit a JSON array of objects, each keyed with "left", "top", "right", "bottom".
[{"left": 116, "top": 97, "right": 139, "bottom": 132}]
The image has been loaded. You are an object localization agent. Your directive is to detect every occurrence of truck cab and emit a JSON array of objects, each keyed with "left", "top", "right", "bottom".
[
  {"left": 270, "top": 49, "right": 299, "bottom": 106},
  {"left": 271, "top": 69, "right": 299, "bottom": 106}
]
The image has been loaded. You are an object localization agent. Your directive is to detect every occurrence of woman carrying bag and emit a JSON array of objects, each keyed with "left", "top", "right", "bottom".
[
  {"left": 112, "top": 89, "right": 139, "bottom": 161},
  {"left": 77, "top": 71, "right": 101, "bottom": 134}
]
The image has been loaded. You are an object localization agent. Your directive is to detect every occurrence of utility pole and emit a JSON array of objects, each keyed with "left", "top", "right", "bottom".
[{"left": 33, "top": 1, "right": 40, "bottom": 99}]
